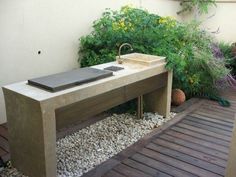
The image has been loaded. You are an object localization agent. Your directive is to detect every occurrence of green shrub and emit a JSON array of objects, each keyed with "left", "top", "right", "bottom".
[{"left": 79, "top": 6, "right": 229, "bottom": 98}]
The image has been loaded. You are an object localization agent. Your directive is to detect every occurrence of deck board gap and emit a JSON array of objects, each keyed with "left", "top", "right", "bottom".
[
  {"left": 145, "top": 143, "right": 225, "bottom": 176},
  {"left": 188, "top": 114, "right": 234, "bottom": 128},
  {"left": 170, "top": 126, "right": 230, "bottom": 147},
  {"left": 180, "top": 120, "right": 232, "bottom": 136},
  {"left": 122, "top": 158, "right": 172, "bottom": 177},
  {"left": 186, "top": 116, "right": 234, "bottom": 131},
  {"left": 164, "top": 130, "right": 229, "bottom": 153},
  {"left": 151, "top": 139, "right": 227, "bottom": 168},
  {"left": 139, "top": 148, "right": 222, "bottom": 177},
  {"left": 133, "top": 152, "right": 198, "bottom": 177},
  {"left": 175, "top": 124, "right": 232, "bottom": 142},
  {"left": 157, "top": 136, "right": 229, "bottom": 160}
]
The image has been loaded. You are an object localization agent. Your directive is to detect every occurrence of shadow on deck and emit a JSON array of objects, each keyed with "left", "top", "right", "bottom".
[{"left": 0, "top": 89, "right": 235, "bottom": 177}]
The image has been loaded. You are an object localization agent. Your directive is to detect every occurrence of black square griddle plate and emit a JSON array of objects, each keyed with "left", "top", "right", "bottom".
[{"left": 28, "top": 67, "right": 113, "bottom": 92}]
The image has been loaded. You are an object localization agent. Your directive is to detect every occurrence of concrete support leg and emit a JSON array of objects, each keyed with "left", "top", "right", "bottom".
[
  {"left": 144, "top": 71, "right": 173, "bottom": 117},
  {"left": 3, "top": 89, "right": 57, "bottom": 177}
]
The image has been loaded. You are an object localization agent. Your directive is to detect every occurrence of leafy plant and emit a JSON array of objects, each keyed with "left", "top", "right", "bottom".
[
  {"left": 177, "top": 0, "right": 216, "bottom": 15},
  {"left": 219, "top": 42, "right": 233, "bottom": 59},
  {"left": 218, "top": 42, "right": 236, "bottom": 76},
  {"left": 211, "top": 42, "right": 236, "bottom": 90},
  {"left": 79, "top": 6, "right": 229, "bottom": 99}
]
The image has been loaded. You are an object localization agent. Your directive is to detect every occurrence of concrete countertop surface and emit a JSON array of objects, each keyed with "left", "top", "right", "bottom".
[{"left": 3, "top": 61, "right": 167, "bottom": 103}]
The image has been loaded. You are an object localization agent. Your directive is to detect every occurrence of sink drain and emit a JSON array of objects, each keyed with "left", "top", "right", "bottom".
[{"left": 104, "top": 66, "right": 124, "bottom": 72}]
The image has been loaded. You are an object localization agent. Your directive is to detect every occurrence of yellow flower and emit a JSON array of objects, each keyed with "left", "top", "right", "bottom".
[
  {"left": 112, "top": 18, "right": 134, "bottom": 32},
  {"left": 119, "top": 20, "right": 125, "bottom": 28},
  {"left": 159, "top": 18, "right": 167, "bottom": 24},
  {"left": 158, "top": 16, "right": 176, "bottom": 28},
  {"left": 121, "top": 5, "right": 134, "bottom": 13},
  {"left": 112, "top": 22, "right": 119, "bottom": 31}
]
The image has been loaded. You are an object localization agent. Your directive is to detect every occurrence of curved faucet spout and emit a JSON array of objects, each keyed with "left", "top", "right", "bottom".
[{"left": 118, "top": 43, "right": 133, "bottom": 64}]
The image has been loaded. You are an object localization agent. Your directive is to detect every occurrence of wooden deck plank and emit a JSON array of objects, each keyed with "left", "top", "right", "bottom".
[
  {"left": 0, "top": 126, "right": 8, "bottom": 140},
  {"left": 159, "top": 134, "right": 229, "bottom": 160},
  {"left": 146, "top": 143, "right": 225, "bottom": 176},
  {"left": 1, "top": 153, "right": 10, "bottom": 163},
  {"left": 103, "top": 170, "right": 126, "bottom": 177},
  {"left": 197, "top": 105, "right": 236, "bottom": 114},
  {"left": 192, "top": 112, "right": 234, "bottom": 124},
  {"left": 176, "top": 123, "right": 232, "bottom": 142},
  {"left": 131, "top": 153, "right": 197, "bottom": 177},
  {"left": 82, "top": 158, "right": 120, "bottom": 177},
  {"left": 200, "top": 104, "right": 236, "bottom": 114},
  {"left": 194, "top": 111, "right": 234, "bottom": 122},
  {"left": 206, "top": 96, "right": 236, "bottom": 104},
  {"left": 0, "top": 136, "right": 9, "bottom": 152},
  {"left": 202, "top": 100, "right": 236, "bottom": 109},
  {"left": 199, "top": 106, "right": 235, "bottom": 117},
  {"left": 199, "top": 105, "right": 235, "bottom": 114},
  {"left": 0, "top": 147, "right": 7, "bottom": 157},
  {"left": 221, "top": 95, "right": 236, "bottom": 101},
  {"left": 122, "top": 158, "right": 172, "bottom": 177},
  {"left": 139, "top": 148, "right": 222, "bottom": 177},
  {"left": 113, "top": 163, "right": 152, "bottom": 177},
  {"left": 181, "top": 119, "right": 232, "bottom": 136},
  {"left": 205, "top": 100, "right": 236, "bottom": 110},
  {"left": 1, "top": 123, "right": 8, "bottom": 130},
  {"left": 152, "top": 138, "right": 227, "bottom": 167},
  {"left": 164, "top": 130, "right": 229, "bottom": 153},
  {"left": 195, "top": 110, "right": 234, "bottom": 121},
  {"left": 171, "top": 126, "right": 230, "bottom": 147},
  {"left": 189, "top": 114, "right": 234, "bottom": 128},
  {"left": 186, "top": 116, "right": 233, "bottom": 131}
]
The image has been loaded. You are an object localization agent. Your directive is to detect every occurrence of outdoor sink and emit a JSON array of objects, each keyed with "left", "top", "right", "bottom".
[
  {"left": 103, "top": 66, "right": 124, "bottom": 72},
  {"left": 117, "top": 53, "right": 166, "bottom": 66}
]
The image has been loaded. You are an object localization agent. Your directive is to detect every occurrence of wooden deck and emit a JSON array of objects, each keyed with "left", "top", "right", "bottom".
[
  {"left": 0, "top": 89, "right": 235, "bottom": 177},
  {"left": 83, "top": 90, "right": 236, "bottom": 177},
  {"left": 0, "top": 123, "right": 9, "bottom": 163}
]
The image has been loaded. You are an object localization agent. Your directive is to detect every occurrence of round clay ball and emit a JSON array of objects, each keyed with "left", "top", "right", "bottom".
[{"left": 171, "top": 89, "right": 186, "bottom": 106}]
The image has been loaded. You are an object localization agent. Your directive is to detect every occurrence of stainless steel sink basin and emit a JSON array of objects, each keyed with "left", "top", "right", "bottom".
[{"left": 117, "top": 53, "right": 166, "bottom": 66}]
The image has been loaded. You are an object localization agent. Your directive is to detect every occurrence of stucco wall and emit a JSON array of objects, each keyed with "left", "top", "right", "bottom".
[
  {"left": 0, "top": 0, "right": 180, "bottom": 123},
  {"left": 180, "top": 1, "right": 236, "bottom": 43},
  {"left": 202, "top": 1, "right": 236, "bottom": 43}
]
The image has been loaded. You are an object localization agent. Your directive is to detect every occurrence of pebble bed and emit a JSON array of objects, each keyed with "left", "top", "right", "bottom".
[{"left": 0, "top": 112, "right": 176, "bottom": 177}]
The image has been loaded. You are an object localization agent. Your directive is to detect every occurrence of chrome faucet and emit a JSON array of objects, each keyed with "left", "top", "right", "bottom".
[{"left": 118, "top": 43, "right": 133, "bottom": 64}]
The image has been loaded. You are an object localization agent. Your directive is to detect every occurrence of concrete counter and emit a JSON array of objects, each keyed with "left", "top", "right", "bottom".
[{"left": 3, "top": 61, "right": 172, "bottom": 177}]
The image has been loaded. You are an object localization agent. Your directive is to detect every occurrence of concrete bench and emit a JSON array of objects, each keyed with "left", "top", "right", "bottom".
[{"left": 3, "top": 61, "right": 172, "bottom": 177}]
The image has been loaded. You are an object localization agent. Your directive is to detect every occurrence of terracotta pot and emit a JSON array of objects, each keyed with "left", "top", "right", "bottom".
[{"left": 171, "top": 89, "right": 186, "bottom": 106}]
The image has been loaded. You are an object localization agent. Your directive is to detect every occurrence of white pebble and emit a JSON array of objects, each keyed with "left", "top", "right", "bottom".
[{"left": 0, "top": 112, "right": 176, "bottom": 177}]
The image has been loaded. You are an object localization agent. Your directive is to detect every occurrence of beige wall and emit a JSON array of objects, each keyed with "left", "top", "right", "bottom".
[
  {"left": 203, "top": 1, "right": 236, "bottom": 43},
  {"left": 0, "top": 0, "right": 180, "bottom": 123},
  {"left": 181, "top": 1, "right": 236, "bottom": 43}
]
